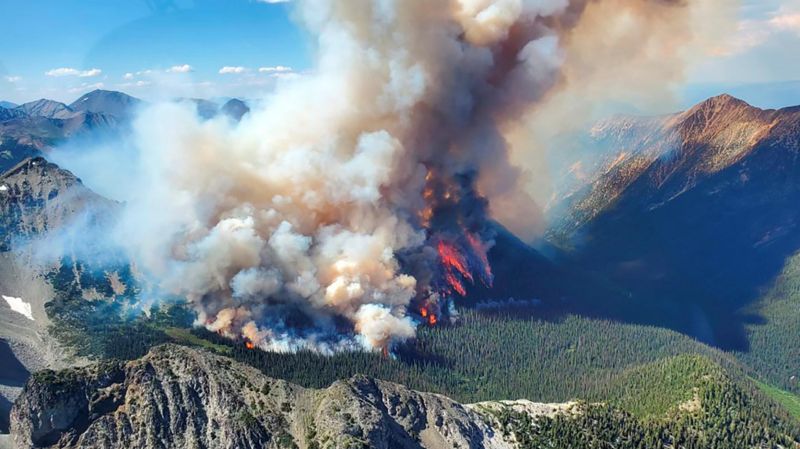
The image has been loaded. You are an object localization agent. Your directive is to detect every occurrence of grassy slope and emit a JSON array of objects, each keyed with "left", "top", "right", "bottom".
[{"left": 753, "top": 378, "right": 800, "bottom": 420}]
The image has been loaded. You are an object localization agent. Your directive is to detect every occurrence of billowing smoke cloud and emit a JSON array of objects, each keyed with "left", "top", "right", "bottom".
[
  {"left": 60, "top": 0, "right": 702, "bottom": 353},
  {"left": 498, "top": 0, "right": 740, "bottom": 222}
]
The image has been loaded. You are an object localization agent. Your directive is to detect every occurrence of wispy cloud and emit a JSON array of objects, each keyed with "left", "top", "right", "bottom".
[
  {"left": 4, "top": 76, "right": 22, "bottom": 83},
  {"left": 45, "top": 67, "right": 103, "bottom": 77},
  {"left": 167, "top": 64, "right": 194, "bottom": 73},
  {"left": 118, "top": 80, "right": 152, "bottom": 88},
  {"left": 712, "top": 6, "right": 800, "bottom": 56},
  {"left": 219, "top": 66, "right": 248, "bottom": 74},
  {"left": 770, "top": 12, "right": 800, "bottom": 31},
  {"left": 68, "top": 82, "right": 105, "bottom": 93},
  {"left": 258, "top": 65, "right": 292, "bottom": 73}
]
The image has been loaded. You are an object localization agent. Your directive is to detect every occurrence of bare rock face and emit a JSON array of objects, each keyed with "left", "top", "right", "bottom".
[
  {"left": 10, "top": 345, "right": 516, "bottom": 449},
  {"left": 0, "top": 157, "right": 115, "bottom": 251}
]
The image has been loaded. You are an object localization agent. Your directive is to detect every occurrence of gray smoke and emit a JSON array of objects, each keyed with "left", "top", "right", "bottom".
[{"left": 53, "top": 0, "right": 705, "bottom": 353}]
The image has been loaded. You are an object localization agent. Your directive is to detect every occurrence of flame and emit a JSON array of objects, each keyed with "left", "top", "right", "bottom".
[
  {"left": 427, "top": 312, "right": 438, "bottom": 325},
  {"left": 437, "top": 240, "right": 473, "bottom": 296},
  {"left": 466, "top": 232, "right": 493, "bottom": 285},
  {"left": 437, "top": 241, "right": 473, "bottom": 283},
  {"left": 416, "top": 166, "right": 494, "bottom": 326},
  {"left": 245, "top": 341, "right": 255, "bottom": 350},
  {"left": 419, "top": 305, "right": 438, "bottom": 326}
]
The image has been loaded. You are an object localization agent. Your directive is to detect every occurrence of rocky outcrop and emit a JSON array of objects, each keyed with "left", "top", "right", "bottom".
[{"left": 10, "top": 345, "right": 521, "bottom": 449}]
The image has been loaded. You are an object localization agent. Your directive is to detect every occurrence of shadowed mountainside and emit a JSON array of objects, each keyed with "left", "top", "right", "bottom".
[{"left": 548, "top": 95, "right": 800, "bottom": 350}]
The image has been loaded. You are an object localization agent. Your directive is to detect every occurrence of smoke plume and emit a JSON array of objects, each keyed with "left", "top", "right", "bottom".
[{"left": 69, "top": 0, "right": 700, "bottom": 353}]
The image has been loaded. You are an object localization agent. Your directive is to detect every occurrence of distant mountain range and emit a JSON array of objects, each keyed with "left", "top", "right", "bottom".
[{"left": 0, "top": 90, "right": 251, "bottom": 172}]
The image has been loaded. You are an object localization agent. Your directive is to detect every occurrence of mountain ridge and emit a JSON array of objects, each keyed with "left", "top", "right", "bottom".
[
  {"left": 548, "top": 93, "right": 800, "bottom": 351},
  {"left": 10, "top": 344, "right": 798, "bottom": 449}
]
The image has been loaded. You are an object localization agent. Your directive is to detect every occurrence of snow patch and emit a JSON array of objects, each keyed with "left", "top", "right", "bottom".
[
  {"left": 2, "top": 295, "right": 34, "bottom": 321},
  {"left": 0, "top": 184, "right": 7, "bottom": 192}
]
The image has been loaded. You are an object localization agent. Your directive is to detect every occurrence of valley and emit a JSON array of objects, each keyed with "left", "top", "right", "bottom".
[{"left": 1, "top": 91, "right": 799, "bottom": 448}]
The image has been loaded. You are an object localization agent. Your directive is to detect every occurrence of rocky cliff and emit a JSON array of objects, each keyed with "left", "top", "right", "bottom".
[
  {"left": 10, "top": 344, "right": 526, "bottom": 449},
  {"left": 0, "top": 157, "right": 116, "bottom": 251}
]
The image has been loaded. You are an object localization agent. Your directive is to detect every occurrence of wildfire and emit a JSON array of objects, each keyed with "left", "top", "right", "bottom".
[
  {"left": 245, "top": 340, "right": 255, "bottom": 350},
  {"left": 466, "top": 232, "right": 493, "bottom": 284},
  {"left": 427, "top": 312, "right": 438, "bottom": 325},
  {"left": 419, "top": 306, "right": 438, "bottom": 326},
  {"left": 416, "top": 166, "right": 495, "bottom": 328},
  {"left": 437, "top": 240, "right": 473, "bottom": 296}
]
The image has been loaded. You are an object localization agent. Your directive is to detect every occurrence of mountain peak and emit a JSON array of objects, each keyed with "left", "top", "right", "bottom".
[
  {"left": 686, "top": 94, "right": 755, "bottom": 116},
  {"left": 221, "top": 98, "right": 250, "bottom": 121},
  {"left": 672, "top": 94, "right": 771, "bottom": 137},
  {"left": 69, "top": 90, "right": 141, "bottom": 117}
]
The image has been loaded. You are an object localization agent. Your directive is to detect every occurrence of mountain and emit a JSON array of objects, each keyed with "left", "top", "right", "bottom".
[
  {"left": 221, "top": 98, "right": 250, "bottom": 121},
  {"left": 69, "top": 90, "right": 141, "bottom": 118},
  {"left": 13, "top": 100, "right": 74, "bottom": 120},
  {"left": 182, "top": 98, "right": 219, "bottom": 119},
  {"left": 549, "top": 94, "right": 800, "bottom": 350},
  {"left": 0, "top": 94, "right": 128, "bottom": 172},
  {"left": 0, "top": 102, "right": 17, "bottom": 109},
  {"left": 0, "top": 157, "right": 121, "bottom": 435},
  {"left": 10, "top": 344, "right": 510, "bottom": 449},
  {"left": 0, "top": 157, "right": 116, "bottom": 250},
  {"left": 9, "top": 344, "right": 798, "bottom": 449}
]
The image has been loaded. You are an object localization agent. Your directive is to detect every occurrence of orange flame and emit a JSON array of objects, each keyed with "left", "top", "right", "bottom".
[
  {"left": 427, "top": 312, "right": 438, "bottom": 325},
  {"left": 420, "top": 306, "right": 438, "bottom": 325},
  {"left": 437, "top": 240, "right": 473, "bottom": 296},
  {"left": 437, "top": 241, "right": 473, "bottom": 282},
  {"left": 245, "top": 341, "right": 255, "bottom": 350}
]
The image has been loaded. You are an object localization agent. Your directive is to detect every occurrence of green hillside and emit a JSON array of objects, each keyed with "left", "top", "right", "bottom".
[
  {"left": 489, "top": 355, "right": 800, "bottom": 448},
  {"left": 754, "top": 378, "right": 800, "bottom": 421},
  {"left": 44, "top": 259, "right": 800, "bottom": 430}
]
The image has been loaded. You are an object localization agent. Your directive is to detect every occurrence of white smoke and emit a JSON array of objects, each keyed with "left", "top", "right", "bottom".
[{"left": 63, "top": 0, "right": 694, "bottom": 353}]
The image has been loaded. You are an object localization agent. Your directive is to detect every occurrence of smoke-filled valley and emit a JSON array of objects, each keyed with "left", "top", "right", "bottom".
[
  {"left": 1, "top": 0, "right": 800, "bottom": 448},
  {"left": 8, "top": 0, "right": 720, "bottom": 354}
]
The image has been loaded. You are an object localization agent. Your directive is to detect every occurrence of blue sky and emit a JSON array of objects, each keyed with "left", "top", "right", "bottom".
[
  {"left": 0, "top": 0, "right": 799, "bottom": 108},
  {"left": 0, "top": 0, "right": 309, "bottom": 103}
]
